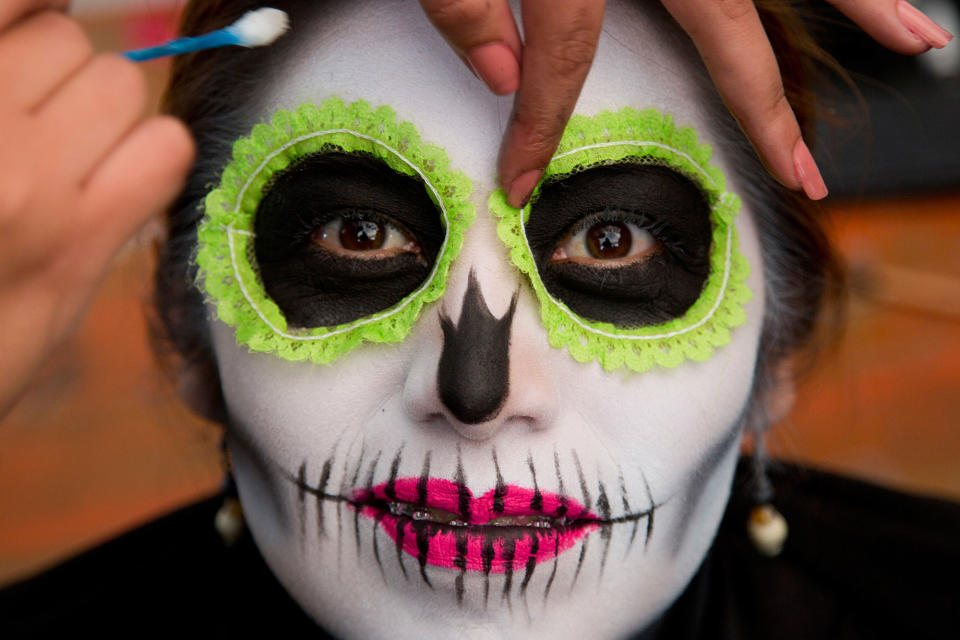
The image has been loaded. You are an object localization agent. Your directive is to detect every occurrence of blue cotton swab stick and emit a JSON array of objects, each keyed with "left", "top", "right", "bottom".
[{"left": 123, "top": 8, "right": 289, "bottom": 62}]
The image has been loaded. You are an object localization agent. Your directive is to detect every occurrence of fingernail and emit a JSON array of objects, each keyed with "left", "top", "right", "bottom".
[
  {"left": 792, "top": 139, "right": 828, "bottom": 201},
  {"left": 507, "top": 169, "right": 543, "bottom": 208},
  {"left": 896, "top": 0, "right": 953, "bottom": 48},
  {"left": 467, "top": 42, "right": 520, "bottom": 95}
]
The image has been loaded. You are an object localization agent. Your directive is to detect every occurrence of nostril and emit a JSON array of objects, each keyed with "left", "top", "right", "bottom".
[{"left": 440, "top": 378, "right": 508, "bottom": 424}]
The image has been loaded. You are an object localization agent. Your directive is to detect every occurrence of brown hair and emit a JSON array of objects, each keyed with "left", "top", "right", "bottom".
[{"left": 151, "top": 0, "right": 844, "bottom": 427}]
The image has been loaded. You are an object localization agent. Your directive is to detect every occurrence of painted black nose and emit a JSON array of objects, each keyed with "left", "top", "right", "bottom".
[{"left": 437, "top": 270, "right": 518, "bottom": 425}]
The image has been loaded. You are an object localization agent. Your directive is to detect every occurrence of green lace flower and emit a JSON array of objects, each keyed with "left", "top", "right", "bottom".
[
  {"left": 489, "top": 107, "right": 752, "bottom": 373},
  {"left": 196, "top": 98, "right": 475, "bottom": 364}
]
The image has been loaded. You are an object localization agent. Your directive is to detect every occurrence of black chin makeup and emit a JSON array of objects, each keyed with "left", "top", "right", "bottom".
[
  {"left": 524, "top": 164, "right": 712, "bottom": 327},
  {"left": 254, "top": 152, "right": 444, "bottom": 328}
]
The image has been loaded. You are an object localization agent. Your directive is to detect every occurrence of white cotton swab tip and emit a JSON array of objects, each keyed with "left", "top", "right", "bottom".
[{"left": 228, "top": 8, "right": 290, "bottom": 47}]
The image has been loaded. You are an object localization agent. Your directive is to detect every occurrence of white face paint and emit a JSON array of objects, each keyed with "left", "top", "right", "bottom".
[{"left": 207, "top": 1, "right": 766, "bottom": 638}]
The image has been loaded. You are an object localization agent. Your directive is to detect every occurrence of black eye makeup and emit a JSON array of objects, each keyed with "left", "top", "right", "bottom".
[
  {"left": 524, "top": 164, "right": 712, "bottom": 327},
  {"left": 254, "top": 152, "right": 444, "bottom": 328}
]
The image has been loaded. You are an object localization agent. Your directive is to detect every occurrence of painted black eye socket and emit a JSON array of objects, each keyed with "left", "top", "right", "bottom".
[
  {"left": 254, "top": 152, "right": 444, "bottom": 328},
  {"left": 525, "top": 164, "right": 713, "bottom": 327}
]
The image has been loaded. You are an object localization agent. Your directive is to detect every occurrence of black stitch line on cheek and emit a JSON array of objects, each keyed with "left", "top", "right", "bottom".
[
  {"left": 492, "top": 447, "right": 506, "bottom": 513},
  {"left": 619, "top": 467, "right": 640, "bottom": 557},
  {"left": 528, "top": 454, "right": 543, "bottom": 512},
  {"left": 543, "top": 534, "right": 560, "bottom": 603},
  {"left": 640, "top": 468, "right": 656, "bottom": 549},
  {"left": 316, "top": 456, "right": 333, "bottom": 539},
  {"left": 569, "top": 449, "right": 591, "bottom": 593},
  {"left": 417, "top": 450, "right": 432, "bottom": 506},
  {"left": 388, "top": 447, "right": 407, "bottom": 579},
  {"left": 597, "top": 479, "right": 612, "bottom": 580},
  {"left": 572, "top": 449, "right": 591, "bottom": 508},
  {"left": 336, "top": 448, "right": 355, "bottom": 565},
  {"left": 373, "top": 511, "right": 387, "bottom": 583},
  {"left": 386, "top": 446, "right": 403, "bottom": 502},
  {"left": 297, "top": 461, "right": 307, "bottom": 542},
  {"left": 570, "top": 536, "right": 589, "bottom": 593},
  {"left": 360, "top": 451, "right": 382, "bottom": 565},
  {"left": 350, "top": 447, "right": 366, "bottom": 556}
]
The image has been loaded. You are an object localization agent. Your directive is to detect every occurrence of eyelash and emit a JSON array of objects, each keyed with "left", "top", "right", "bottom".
[
  {"left": 303, "top": 210, "right": 421, "bottom": 258},
  {"left": 558, "top": 208, "right": 684, "bottom": 261}
]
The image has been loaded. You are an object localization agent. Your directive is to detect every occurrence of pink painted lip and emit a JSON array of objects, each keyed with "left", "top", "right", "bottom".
[{"left": 351, "top": 477, "right": 599, "bottom": 573}]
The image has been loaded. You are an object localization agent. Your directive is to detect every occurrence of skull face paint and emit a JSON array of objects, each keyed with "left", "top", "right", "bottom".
[{"left": 205, "top": 1, "right": 766, "bottom": 638}]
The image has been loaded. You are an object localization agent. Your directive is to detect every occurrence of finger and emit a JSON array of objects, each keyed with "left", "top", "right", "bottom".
[
  {"left": 419, "top": 0, "right": 522, "bottom": 95},
  {"left": 82, "top": 116, "right": 194, "bottom": 252},
  {"left": 662, "top": 0, "right": 826, "bottom": 199},
  {"left": 0, "top": 11, "right": 92, "bottom": 112},
  {"left": 35, "top": 53, "right": 149, "bottom": 185},
  {"left": 0, "top": 0, "right": 68, "bottom": 33},
  {"left": 828, "top": 0, "right": 952, "bottom": 53},
  {"left": 499, "top": 0, "right": 606, "bottom": 207}
]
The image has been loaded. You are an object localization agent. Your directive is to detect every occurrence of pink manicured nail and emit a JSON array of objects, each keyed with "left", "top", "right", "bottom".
[
  {"left": 897, "top": 0, "right": 953, "bottom": 48},
  {"left": 792, "top": 139, "right": 828, "bottom": 201},
  {"left": 507, "top": 169, "right": 543, "bottom": 208},
  {"left": 467, "top": 42, "right": 520, "bottom": 95}
]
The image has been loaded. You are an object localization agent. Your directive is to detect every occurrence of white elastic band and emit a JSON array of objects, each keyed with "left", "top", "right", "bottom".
[
  {"left": 523, "top": 138, "right": 735, "bottom": 342},
  {"left": 227, "top": 128, "right": 451, "bottom": 341}
]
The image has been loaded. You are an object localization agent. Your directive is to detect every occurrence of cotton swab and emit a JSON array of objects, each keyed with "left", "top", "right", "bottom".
[{"left": 123, "top": 8, "right": 289, "bottom": 62}]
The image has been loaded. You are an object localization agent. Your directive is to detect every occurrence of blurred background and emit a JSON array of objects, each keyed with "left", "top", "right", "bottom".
[{"left": 1, "top": 0, "right": 958, "bottom": 586}]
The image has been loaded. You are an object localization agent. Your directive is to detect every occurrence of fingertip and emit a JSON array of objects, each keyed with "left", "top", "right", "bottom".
[
  {"left": 467, "top": 41, "right": 520, "bottom": 95},
  {"left": 506, "top": 168, "right": 543, "bottom": 208},
  {"left": 896, "top": 0, "right": 953, "bottom": 50},
  {"left": 792, "top": 138, "right": 828, "bottom": 201}
]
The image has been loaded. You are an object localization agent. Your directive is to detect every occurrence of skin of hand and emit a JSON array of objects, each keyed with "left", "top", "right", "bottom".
[
  {"left": 0, "top": 0, "right": 195, "bottom": 418},
  {"left": 419, "top": 0, "right": 954, "bottom": 207}
]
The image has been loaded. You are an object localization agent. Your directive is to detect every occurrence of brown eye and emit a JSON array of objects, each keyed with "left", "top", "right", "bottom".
[
  {"left": 310, "top": 215, "right": 419, "bottom": 257},
  {"left": 587, "top": 221, "right": 631, "bottom": 259},
  {"left": 552, "top": 214, "right": 658, "bottom": 265},
  {"left": 340, "top": 219, "right": 385, "bottom": 251}
]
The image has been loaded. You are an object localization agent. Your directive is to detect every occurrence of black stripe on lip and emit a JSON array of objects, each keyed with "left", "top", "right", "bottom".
[
  {"left": 394, "top": 517, "right": 409, "bottom": 579},
  {"left": 501, "top": 537, "right": 516, "bottom": 610},
  {"left": 482, "top": 535, "right": 494, "bottom": 607},
  {"left": 413, "top": 521, "right": 433, "bottom": 588},
  {"left": 455, "top": 446, "right": 471, "bottom": 521}
]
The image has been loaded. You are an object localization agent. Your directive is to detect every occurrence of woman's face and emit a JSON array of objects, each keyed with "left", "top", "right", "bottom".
[{"left": 206, "top": 1, "right": 766, "bottom": 637}]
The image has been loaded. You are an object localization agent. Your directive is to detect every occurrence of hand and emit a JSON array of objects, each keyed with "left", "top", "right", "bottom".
[
  {"left": 0, "top": 0, "right": 195, "bottom": 418},
  {"left": 419, "top": 0, "right": 953, "bottom": 207}
]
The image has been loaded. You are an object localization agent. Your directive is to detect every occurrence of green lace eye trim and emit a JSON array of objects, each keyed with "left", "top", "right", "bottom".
[
  {"left": 489, "top": 107, "right": 752, "bottom": 372},
  {"left": 196, "top": 98, "right": 474, "bottom": 364}
]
